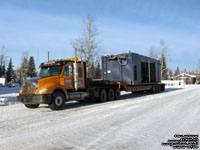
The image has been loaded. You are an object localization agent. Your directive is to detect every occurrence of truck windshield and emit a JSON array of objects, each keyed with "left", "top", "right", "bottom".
[{"left": 39, "top": 66, "right": 62, "bottom": 78}]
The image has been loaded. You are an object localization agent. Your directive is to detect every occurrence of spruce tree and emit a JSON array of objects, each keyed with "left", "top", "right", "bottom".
[
  {"left": 2, "top": 65, "right": 6, "bottom": 77},
  {"left": 20, "top": 57, "right": 28, "bottom": 80},
  {"left": 160, "top": 53, "right": 168, "bottom": 80},
  {"left": 168, "top": 69, "right": 173, "bottom": 80},
  {"left": 184, "top": 68, "right": 187, "bottom": 73},
  {"left": 89, "top": 63, "right": 95, "bottom": 78},
  {"left": 95, "top": 62, "right": 101, "bottom": 79},
  {"left": 27, "top": 56, "right": 36, "bottom": 77},
  {"left": 174, "top": 66, "right": 180, "bottom": 77},
  {"left": 6, "top": 58, "right": 14, "bottom": 82}
]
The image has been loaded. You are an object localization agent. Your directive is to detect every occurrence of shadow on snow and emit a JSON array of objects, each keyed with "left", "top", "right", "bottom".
[{"left": 37, "top": 87, "right": 183, "bottom": 111}]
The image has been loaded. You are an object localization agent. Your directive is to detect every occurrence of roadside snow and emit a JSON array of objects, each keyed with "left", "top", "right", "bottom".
[
  {"left": 0, "top": 86, "right": 20, "bottom": 106},
  {"left": 0, "top": 85, "right": 200, "bottom": 150}
]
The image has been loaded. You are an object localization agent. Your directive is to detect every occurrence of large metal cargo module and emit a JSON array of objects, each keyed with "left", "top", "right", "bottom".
[{"left": 102, "top": 52, "right": 161, "bottom": 85}]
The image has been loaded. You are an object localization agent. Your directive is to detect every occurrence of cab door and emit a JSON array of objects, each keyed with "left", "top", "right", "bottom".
[
  {"left": 63, "top": 64, "right": 74, "bottom": 89},
  {"left": 77, "top": 63, "right": 85, "bottom": 89}
]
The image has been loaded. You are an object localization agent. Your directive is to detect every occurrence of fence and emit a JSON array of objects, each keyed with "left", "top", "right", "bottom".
[{"left": 161, "top": 80, "right": 185, "bottom": 87}]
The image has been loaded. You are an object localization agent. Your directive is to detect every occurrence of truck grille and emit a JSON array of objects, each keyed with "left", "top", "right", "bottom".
[{"left": 22, "top": 82, "right": 36, "bottom": 95}]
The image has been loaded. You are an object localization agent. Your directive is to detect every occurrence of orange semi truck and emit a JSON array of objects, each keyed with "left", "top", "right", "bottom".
[{"left": 17, "top": 52, "right": 165, "bottom": 110}]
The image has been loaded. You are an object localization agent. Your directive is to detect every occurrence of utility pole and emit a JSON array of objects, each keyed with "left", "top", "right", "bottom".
[{"left": 47, "top": 51, "right": 50, "bottom": 62}]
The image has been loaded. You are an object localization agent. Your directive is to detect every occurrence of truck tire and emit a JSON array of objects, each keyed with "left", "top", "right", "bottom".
[
  {"left": 151, "top": 86, "right": 156, "bottom": 94},
  {"left": 25, "top": 104, "right": 40, "bottom": 109},
  {"left": 155, "top": 86, "right": 159, "bottom": 93},
  {"left": 115, "top": 89, "right": 120, "bottom": 100},
  {"left": 99, "top": 89, "right": 107, "bottom": 102},
  {"left": 161, "top": 84, "right": 165, "bottom": 91},
  {"left": 158, "top": 86, "right": 161, "bottom": 93},
  {"left": 49, "top": 92, "right": 65, "bottom": 110},
  {"left": 108, "top": 89, "right": 115, "bottom": 101}
]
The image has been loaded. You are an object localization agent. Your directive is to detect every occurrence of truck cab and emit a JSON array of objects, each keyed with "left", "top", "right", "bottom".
[{"left": 17, "top": 57, "right": 88, "bottom": 110}]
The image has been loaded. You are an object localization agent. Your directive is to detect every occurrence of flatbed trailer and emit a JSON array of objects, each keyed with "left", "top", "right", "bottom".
[
  {"left": 17, "top": 52, "right": 165, "bottom": 110},
  {"left": 85, "top": 78, "right": 165, "bottom": 102}
]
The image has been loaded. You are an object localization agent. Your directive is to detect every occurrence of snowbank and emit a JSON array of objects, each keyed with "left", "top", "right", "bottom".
[{"left": 0, "top": 86, "right": 20, "bottom": 106}]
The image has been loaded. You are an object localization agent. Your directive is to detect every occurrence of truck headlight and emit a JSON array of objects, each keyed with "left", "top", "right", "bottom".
[{"left": 37, "top": 88, "right": 47, "bottom": 94}]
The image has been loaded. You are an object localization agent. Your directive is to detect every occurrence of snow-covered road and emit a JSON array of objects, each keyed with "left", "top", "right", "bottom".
[{"left": 0, "top": 85, "right": 200, "bottom": 150}]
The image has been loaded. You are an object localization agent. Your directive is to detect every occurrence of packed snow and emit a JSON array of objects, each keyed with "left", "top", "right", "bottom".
[{"left": 0, "top": 85, "right": 200, "bottom": 150}]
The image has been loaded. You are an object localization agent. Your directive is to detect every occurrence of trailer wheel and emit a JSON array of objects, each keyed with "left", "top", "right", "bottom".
[
  {"left": 151, "top": 86, "right": 156, "bottom": 94},
  {"left": 161, "top": 84, "right": 165, "bottom": 91},
  {"left": 24, "top": 104, "right": 40, "bottom": 109},
  {"left": 115, "top": 89, "right": 121, "bottom": 100},
  {"left": 49, "top": 91, "right": 65, "bottom": 110},
  {"left": 99, "top": 89, "right": 107, "bottom": 102},
  {"left": 108, "top": 89, "right": 115, "bottom": 101},
  {"left": 158, "top": 86, "right": 161, "bottom": 93},
  {"left": 155, "top": 86, "right": 159, "bottom": 93}
]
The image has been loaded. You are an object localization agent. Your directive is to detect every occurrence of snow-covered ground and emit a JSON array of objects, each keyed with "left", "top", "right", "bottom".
[
  {"left": 0, "top": 85, "right": 200, "bottom": 150},
  {"left": 0, "top": 86, "right": 20, "bottom": 106}
]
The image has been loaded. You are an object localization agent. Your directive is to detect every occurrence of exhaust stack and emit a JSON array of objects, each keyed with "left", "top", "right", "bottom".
[{"left": 74, "top": 48, "right": 78, "bottom": 91}]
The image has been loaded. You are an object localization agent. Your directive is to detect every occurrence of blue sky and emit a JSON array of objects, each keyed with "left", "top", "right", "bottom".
[{"left": 0, "top": 0, "right": 200, "bottom": 71}]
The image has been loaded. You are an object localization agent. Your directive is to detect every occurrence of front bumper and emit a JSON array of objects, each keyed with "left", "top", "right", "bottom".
[{"left": 17, "top": 94, "right": 51, "bottom": 104}]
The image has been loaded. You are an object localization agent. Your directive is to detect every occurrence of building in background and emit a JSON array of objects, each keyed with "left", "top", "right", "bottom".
[
  {"left": 174, "top": 73, "right": 196, "bottom": 84},
  {"left": 0, "top": 78, "right": 6, "bottom": 86}
]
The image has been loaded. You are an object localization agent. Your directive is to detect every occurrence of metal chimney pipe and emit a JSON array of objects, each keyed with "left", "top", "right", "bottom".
[{"left": 148, "top": 60, "right": 151, "bottom": 82}]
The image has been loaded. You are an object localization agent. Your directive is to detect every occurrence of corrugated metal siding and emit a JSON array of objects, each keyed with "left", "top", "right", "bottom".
[{"left": 102, "top": 52, "right": 161, "bottom": 85}]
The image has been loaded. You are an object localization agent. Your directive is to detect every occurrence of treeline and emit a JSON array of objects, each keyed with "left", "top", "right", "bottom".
[
  {"left": 89, "top": 62, "right": 101, "bottom": 79},
  {"left": 16, "top": 55, "right": 37, "bottom": 82},
  {"left": 0, "top": 48, "right": 37, "bottom": 84},
  {"left": 149, "top": 40, "right": 200, "bottom": 81},
  {"left": 1, "top": 15, "right": 200, "bottom": 84}
]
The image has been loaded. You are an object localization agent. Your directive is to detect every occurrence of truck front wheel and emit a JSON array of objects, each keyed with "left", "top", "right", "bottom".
[
  {"left": 49, "top": 92, "right": 65, "bottom": 110},
  {"left": 25, "top": 104, "right": 40, "bottom": 109}
]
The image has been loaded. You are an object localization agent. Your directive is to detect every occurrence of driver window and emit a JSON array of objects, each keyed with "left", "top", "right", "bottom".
[
  {"left": 64, "top": 65, "right": 73, "bottom": 76},
  {"left": 64, "top": 66, "right": 69, "bottom": 76}
]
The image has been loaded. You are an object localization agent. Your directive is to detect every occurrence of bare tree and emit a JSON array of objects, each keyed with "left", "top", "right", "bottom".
[
  {"left": 0, "top": 46, "right": 8, "bottom": 77},
  {"left": 159, "top": 40, "right": 169, "bottom": 80},
  {"left": 71, "top": 15, "right": 100, "bottom": 78},
  {"left": 149, "top": 46, "right": 158, "bottom": 59},
  {"left": 160, "top": 40, "right": 168, "bottom": 55}
]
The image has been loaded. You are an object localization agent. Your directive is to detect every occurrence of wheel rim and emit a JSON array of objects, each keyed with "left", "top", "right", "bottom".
[
  {"left": 55, "top": 96, "right": 63, "bottom": 106},
  {"left": 115, "top": 89, "right": 120, "bottom": 99},
  {"left": 101, "top": 90, "right": 107, "bottom": 102},
  {"left": 109, "top": 89, "right": 114, "bottom": 100}
]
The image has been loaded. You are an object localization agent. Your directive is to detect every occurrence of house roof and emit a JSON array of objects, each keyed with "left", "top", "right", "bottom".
[{"left": 175, "top": 73, "right": 196, "bottom": 78}]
